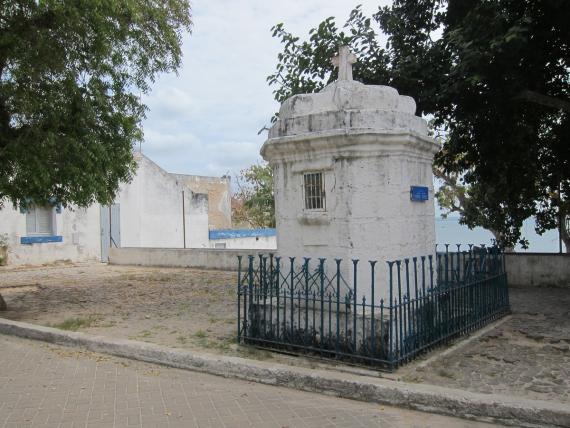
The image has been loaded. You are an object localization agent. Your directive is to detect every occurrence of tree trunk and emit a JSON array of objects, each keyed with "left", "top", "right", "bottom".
[
  {"left": 489, "top": 229, "right": 514, "bottom": 252},
  {"left": 0, "top": 293, "right": 6, "bottom": 311},
  {"left": 561, "top": 211, "right": 570, "bottom": 253}
]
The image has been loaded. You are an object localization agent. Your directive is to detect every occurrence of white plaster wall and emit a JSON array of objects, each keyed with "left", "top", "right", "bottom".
[
  {"left": 118, "top": 154, "right": 209, "bottom": 249},
  {"left": 0, "top": 204, "right": 100, "bottom": 265},
  {"left": 209, "top": 235, "right": 277, "bottom": 250}
]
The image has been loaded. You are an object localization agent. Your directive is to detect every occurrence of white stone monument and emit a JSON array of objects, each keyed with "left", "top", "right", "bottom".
[{"left": 261, "top": 47, "right": 439, "bottom": 301}]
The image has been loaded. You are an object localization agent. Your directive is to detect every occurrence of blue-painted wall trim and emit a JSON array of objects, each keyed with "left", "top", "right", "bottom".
[
  {"left": 209, "top": 228, "right": 276, "bottom": 240},
  {"left": 20, "top": 235, "right": 63, "bottom": 245}
]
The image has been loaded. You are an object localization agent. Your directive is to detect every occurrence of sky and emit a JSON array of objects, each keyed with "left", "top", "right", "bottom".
[
  {"left": 140, "top": 0, "right": 390, "bottom": 178},
  {"left": 139, "top": 1, "right": 560, "bottom": 252}
]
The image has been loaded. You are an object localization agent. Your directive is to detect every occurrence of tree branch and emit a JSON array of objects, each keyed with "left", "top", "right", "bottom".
[{"left": 513, "top": 90, "right": 570, "bottom": 112}]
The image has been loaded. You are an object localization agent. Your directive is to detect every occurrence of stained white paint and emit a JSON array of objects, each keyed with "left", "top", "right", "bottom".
[{"left": 261, "top": 65, "right": 440, "bottom": 301}]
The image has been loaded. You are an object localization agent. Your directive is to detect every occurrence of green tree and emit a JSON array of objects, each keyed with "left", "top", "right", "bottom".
[
  {"left": 268, "top": 1, "right": 570, "bottom": 250},
  {"left": 0, "top": 0, "right": 192, "bottom": 208},
  {"left": 233, "top": 163, "right": 275, "bottom": 228},
  {"left": 0, "top": 0, "right": 191, "bottom": 309}
]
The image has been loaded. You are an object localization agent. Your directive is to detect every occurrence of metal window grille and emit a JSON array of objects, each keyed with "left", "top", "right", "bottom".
[{"left": 303, "top": 172, "right": 325, "bottom": 210}]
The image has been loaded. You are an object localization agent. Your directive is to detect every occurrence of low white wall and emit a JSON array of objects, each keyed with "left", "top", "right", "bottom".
[
  {"left": 505, "top": 253, "right": 570, "bottom": 288},
  {"left": 109, "top": 247, "right": 273, "bottom": 271}
]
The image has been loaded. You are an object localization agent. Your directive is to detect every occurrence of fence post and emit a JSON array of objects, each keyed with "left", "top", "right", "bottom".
[
  {"left": 387, "top": 261, "right": 395, "bottom": 369},
  {"left": 369, "top": 260, "right": 377, "bottom": 358},
  {"left": 335, "top": 259, "right": 342, "bottom": 353},
  {"left": 444, "top": 244, "right": 450, "bottom": 288},
  {"left": 413, "top": 257, "right": 418, "bottom": 351},
  {"left": 319, "top": 258, "right": 326, "bottom": 349},
  {"left": 289, "top": 257, "right": 295, "bottom": 337},
  {"left": 352, "top": 259, "right": 359, "bottom": 353},
  {"left": 396, "top": 260, "right": 403, "bottom": 362},
  {"left": 404, "top": 259, "right": 411, "bottom": 356},
  {"left": 246, "top": 255, "right": 254, "bottom": 337},
  {"left": 237, "top": 255, "right": 242, "bottom": 342},
  {"left": 303, "top": 257, "right": 310, "bottom": 344},
  {"left": 268, "top": 253, "right": 274, "bottom": 338},
  {"left": 275, "top": 257, "right": 281, "bottom": 340},
  {"left": 429, "top": 254, "right": 434, "bottom": 291}
]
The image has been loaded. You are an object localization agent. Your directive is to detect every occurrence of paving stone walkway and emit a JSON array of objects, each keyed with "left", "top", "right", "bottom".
[
  {"left": 402, "top": 288, "right": 570, "bottom": 403},
  {"left": 0, "top": 335, "right": 498, "bottom": 428}
]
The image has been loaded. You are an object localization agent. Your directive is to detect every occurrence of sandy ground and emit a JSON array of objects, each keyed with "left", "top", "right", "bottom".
[{"left": 0, "top": 263, "right": 239, "bottom": 354}]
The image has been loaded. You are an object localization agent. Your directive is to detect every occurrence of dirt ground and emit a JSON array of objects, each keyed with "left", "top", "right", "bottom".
[{"left": 0, "top": 263, "right": 239, "bottom": 354}]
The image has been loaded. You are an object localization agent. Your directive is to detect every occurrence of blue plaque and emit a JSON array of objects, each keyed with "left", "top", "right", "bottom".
[{"left": 410, "top": 186, "right": 429, "bottom": 202}]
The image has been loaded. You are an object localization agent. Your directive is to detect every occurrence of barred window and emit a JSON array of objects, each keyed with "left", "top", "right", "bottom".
[{"left": 303, "top": 172, "right": 325, "bottom": 210}]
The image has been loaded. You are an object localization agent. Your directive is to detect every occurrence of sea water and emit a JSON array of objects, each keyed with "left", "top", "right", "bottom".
[{"left": 436, "top": 217, "right": 561, "bottom": 253}]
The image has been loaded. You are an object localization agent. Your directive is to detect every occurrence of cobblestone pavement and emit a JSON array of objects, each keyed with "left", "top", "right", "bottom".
[
  {"left": 0, "top": 335, "right": 498, "bottom": 428},
  {"left": 402, "top": 288, "right": 570, "bottom": 403}
]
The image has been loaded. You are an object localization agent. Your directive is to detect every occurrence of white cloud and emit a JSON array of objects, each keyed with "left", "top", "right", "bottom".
[{"left": 142, "top": 0, "right": 390, "bottom": 178}]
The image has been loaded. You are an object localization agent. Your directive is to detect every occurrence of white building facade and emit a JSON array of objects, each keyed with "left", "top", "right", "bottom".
[{"left": 0, "top": 153, "right": 230, "bottom": 265}]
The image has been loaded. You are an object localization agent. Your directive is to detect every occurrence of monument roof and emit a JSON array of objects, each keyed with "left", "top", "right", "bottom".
[{"left": 268, "top": 47, "right": 429, "bottom": 139}]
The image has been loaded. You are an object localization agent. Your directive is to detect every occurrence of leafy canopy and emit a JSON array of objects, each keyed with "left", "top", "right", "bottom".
[
  {"left": 268, "top": 1, "right": 570, "bottom": 249},
  {"left": 0, "top": 0, "right": 192, "bottom": 208}
]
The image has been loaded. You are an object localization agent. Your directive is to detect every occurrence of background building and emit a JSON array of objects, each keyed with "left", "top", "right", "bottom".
[{"left": 0, "top": 153, "right": 232, "bottom": 265}]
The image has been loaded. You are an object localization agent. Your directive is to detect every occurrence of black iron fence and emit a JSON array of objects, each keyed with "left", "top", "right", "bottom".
[{"left": 237, "top": 245, "right": 509, "bottom": 370}]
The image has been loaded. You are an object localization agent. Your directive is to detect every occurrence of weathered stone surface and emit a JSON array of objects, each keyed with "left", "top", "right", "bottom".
[
  {"left": 0, "top": 293, "right": 6, "bottom": 311},
  {"left": 261, "top": 48, "right": 440, "bottom": 303},
  {"left": 402, "top": 288, "right": 570, "bottom": 405},
  {"left": 268, "top": 80, "right": 427, "bottom": 137}
]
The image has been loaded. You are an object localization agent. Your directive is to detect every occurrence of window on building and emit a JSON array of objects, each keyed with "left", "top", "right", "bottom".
[
  {"left": 26, "top": 206, "right": 55, "bottom": 236},
  {"left": 303, "top": 172, "right": 325, "bottom": 210}
]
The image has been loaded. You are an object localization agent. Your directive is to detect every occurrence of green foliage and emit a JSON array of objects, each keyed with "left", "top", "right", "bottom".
[
  {"left": 0, "top": 0, "right": 192, "bottom": 208},
  {"left": 233, "top": 163, "right": 275, "bottom": 228},
  {"left": 268, "top": 6, "right": 390, "bottom": 108},
  {"left": 268, "top": 1, "right": 570, "bottom": 250}
]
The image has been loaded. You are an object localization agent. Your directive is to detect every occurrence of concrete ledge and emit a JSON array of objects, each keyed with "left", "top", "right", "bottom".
[
  {"left": 0, "top": 318, "right": 568, "bottom": 428},
  {"left": 109, "top": 247, "right": 270, "bottom": 271},
  {"left": 505, "top": 253, "right": 570, "bottom": 288}
]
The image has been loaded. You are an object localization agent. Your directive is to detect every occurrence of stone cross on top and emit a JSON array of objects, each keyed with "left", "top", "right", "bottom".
[{"left": 332, "top": 46, "right": 357, "bottom": 81}]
